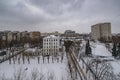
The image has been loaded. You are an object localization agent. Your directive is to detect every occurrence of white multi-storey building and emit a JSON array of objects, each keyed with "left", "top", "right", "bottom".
[{"left": 43, "top": 35, "right": 60, "bottom": 56}]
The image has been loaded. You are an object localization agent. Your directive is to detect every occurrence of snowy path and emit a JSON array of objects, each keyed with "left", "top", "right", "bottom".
[{"left": 92, "top": 43, "right": 112, "bottom": 57}]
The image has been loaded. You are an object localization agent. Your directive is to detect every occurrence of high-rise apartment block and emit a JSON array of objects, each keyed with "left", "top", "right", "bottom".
[{"left": 91, "top": 22, "right": 111, "bottom": 41}]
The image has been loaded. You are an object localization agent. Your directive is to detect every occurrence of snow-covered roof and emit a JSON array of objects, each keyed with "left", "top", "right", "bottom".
[
  {"left": 44, "top": 35, "right": 59, "bottom": 39},
  {"left": 25, "top": 48, "right": 36, "bottom": 52}
]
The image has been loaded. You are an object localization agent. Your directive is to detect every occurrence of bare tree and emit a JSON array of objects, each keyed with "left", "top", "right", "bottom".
[
  {"left": 42, "top": 56, "right": 44, "bottom": 63},
  {"left": 13, "top": 57, "right": 15, "bottom": 64},
  {"left": 13, "top": 67, "right": 27, "bottom": 80},
  {"left": 0, "top": 74, "right": 6, "bottom": 80},
  {"left": 30, "top": 68, "right": 46, "bottom": 80},
  {"left": 39, "top": 72, "right": 45, "bottom": 80},
  {"left": 30, "top": 69, "right": 39, "bottom": 80},
  {"left": 52, "top": 56, "right": 53, "bottom": 63},
  {"left": 57, "top": 56, "right": 59, "bottom": 63},
  {"left": 47, "top": 55, "right": 49, "bottom": 63},
  {"left": 27, "top": 55, "right": 30, "bottom": 64},
  {"left": 47, "top": 71, "right": 55, "bottom": 80},
  {"left": 66, "top": 63, "right": 73, "bottom": 80},
  {"left": 37, "top": 57, "right": 40, "bottom": 64},
  {"left": 9, "top": 58, "right": 11, "bottom": 64},
  {"left": 86, "top": 59, "right": 116, "bottom": 80},
  {"left": 22, "top": 54, "right": 25, "bottom": 64},
  {"left": 18, "top": 57, "right": 20, "bottom": 64},
  {"left": 61, "top": 52, "right": 64, "bottom": 63}
]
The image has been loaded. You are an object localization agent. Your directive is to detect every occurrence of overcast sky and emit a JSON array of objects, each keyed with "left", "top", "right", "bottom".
[{"left": 0, "top": 0, "right": 120, "bottom": 33}]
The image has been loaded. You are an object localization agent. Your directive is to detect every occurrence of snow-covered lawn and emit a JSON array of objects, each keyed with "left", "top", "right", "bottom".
[{"left": 0, "top": 55, "right": 68, "bottom": 80}]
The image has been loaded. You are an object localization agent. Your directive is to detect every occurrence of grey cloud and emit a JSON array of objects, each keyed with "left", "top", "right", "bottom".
[
  {"left": 0, "top": 0, "right": 53, "bottom": 24},
  {"left": 0, "top": 0, "right": 120, "bottom": 33},
  {"left": 28, "top": 0, "right": 85, "bottom": 15}
]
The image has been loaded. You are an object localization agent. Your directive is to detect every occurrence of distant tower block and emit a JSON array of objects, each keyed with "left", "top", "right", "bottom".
[{"left": 91, "top": 22, "right": 111, "bottom": 41}]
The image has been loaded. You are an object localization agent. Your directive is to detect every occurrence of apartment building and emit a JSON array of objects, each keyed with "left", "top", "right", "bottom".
[
  {"left": 29, "top": 31, "right": 41, "bottom": 41},
  {"left": 7, "top": 32, "right": 13, "bottom": 42},
  {"left": 91, "top": 22, "right": 111, "bottom": 41},
  {"left": 43, "top": 35, "right": 60, "bottom": 56}
]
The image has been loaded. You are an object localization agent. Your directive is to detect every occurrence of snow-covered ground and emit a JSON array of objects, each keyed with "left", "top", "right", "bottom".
[
  {"left": 91, "top": 42, "right": 112, "bottom": 57},
  {"left": 111, "top": 61, "right": 120, "bottom": 74},
  {"left": 0, "top": 55, "right": 68, "bottom": 80},
  {"left": 78, "top": 41, "right": 120, "bottom": 80},
  {"left": 91, "top": 42, "right": 120, "bottom": 75}
]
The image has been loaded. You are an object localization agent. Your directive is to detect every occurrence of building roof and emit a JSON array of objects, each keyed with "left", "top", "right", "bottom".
[
  {"left": 44, "top": 35, "right": 59, "bottom": 39},
  {"left": 91, "top": 22, "right": 111, "bottom": 27}
]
